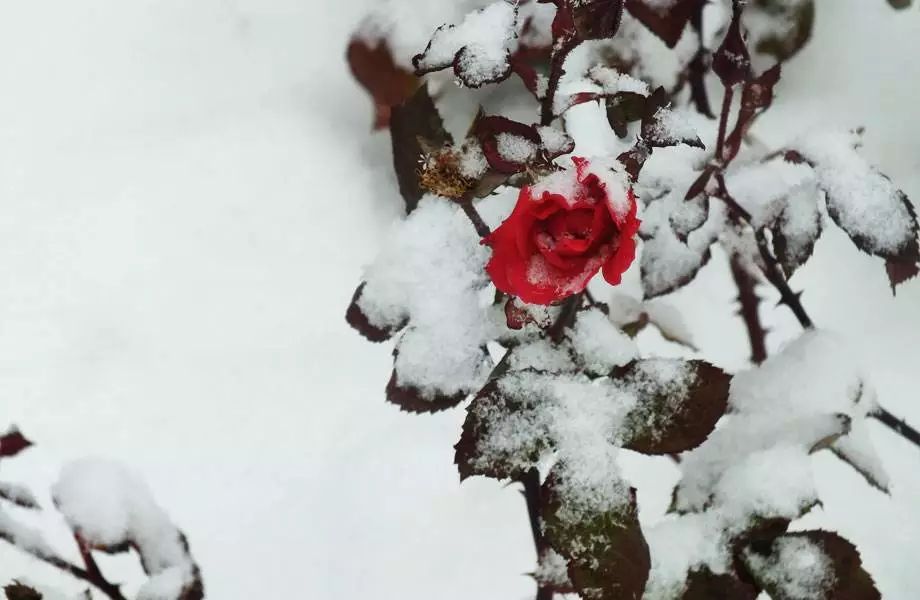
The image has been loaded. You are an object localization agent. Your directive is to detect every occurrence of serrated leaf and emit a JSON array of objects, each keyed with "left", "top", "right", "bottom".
[
  {"left": 641, "top": 88, "right": 704, "bottom": 150},
  {"left": 640, "top": 233, "right": 714, "bottom": 299},
  {"left": 389, "top": 84, "right": 452, "bottom": 213},
  {"left": 620, "top": 360, "right": 730, "bottom": 455},
  {"left": 711, "top": 1, "right": 752, "bottom": 87},
  {"left": 739, "top": 530, "right": 880, "bottom": 600},
  {"left": 455, "top": 377, "right": 549, "bottom": 480},
  {"left": 475, "top": 115, "right": 544, "bottom": 174},
  {"left": 345, "top": 283, "right": 406, "bottom": 343},
  {"left": 670, "top": 195, "right": 709, "bottom": 243},
  {"left": 682, "top": 567, "right": 758, "bottom": 600},
  {"left": 771, "top": 181, "right": 822, "bottom": 278},
  {"left": 0, "top": 429, "right": 32, "bottom": 459},
  {"left": 542, "top": 473, "right": 650, "bottom": 600},
  {"left": 387, "top": 345, "right": 473, "bottom": 414},
  {"left": 346, "top": 36, "right": 418, "bottom": 129},
  {"left": 625, "top": 0, "right": 706, "bottom": 48}
]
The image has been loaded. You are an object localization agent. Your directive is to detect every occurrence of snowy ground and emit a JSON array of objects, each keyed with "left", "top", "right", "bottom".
[{"left": 0, "top": 0, "right": 918, "bottom": 598}]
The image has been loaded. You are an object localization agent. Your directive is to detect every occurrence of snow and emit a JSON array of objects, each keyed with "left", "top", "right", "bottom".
[
  {"left": 567, "top": 308, "right": 638, "bottom": 375},
  {"left": 495, "top": 132, "right": 539, "bottom": 164},
  {"left": 793, "top": 130, "right": 916, "bottom": 256},
  {"left": 53, "top": 460, "right": 198, "bottom": 597},
  {"left": 743, "top": 536, "right": 835, "bottom": 600},
  {"left": 0, "top": 1, "right": 918, "bottom": 599},
  {"left": 358, "top": 197, "right": 493, "bottom": 400},
  {"left": 413, "top": 1, "right": 519, "bottom": 87}
]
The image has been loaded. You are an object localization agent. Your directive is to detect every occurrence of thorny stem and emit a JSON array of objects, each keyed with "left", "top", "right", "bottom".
[
  {"left": 461, "top": 200, "right": 491, "bottom": 238},
  {"left": 711, "top": 87, "right": 920, "bottom": 450},
  {"left": 729, "top": 254, "right": 768, "bottom": 364}
]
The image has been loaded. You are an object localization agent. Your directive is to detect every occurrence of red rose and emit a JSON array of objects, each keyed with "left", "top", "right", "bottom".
[{"left": 484, "top": 157, "right": 640, "bottom": 305}]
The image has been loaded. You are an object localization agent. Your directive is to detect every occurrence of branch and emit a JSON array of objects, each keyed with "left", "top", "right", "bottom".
[
  {"left": 872, "top": 407, "right": 920, "bottom": 449},
  {"left": 728, "top": 254, "right": 768, "bottom": 364}
]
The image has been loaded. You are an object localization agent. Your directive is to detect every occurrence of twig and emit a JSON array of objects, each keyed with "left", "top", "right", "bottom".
[
  {"left": 460, "top": 200, "right": 491, "bottom": 238},
  {"left": 541, "top": 38, "right": 579, "bottom": 127},
  {"left": 872, "top": 407, "right": 920, "bottom": 449}
]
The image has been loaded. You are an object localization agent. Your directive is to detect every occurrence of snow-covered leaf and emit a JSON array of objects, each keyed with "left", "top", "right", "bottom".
[
  {"left": 346, "top": 282, "right": 406, "bottom": 343},
  {"left": 0, "top": 483, "right": 39, "bottom": 510},
  {"left": 739, "top": 530, "right": 880, "bottom": 600},
  {"left": 791, "top": 131, "right": 920, "bottom": 290},
  {"left": 542, "top": 471, "right": 650, "bottom": 600},
  {"left": 475, "top": 116, "right": 544, "bottom": 174},
  {"left": 681, "top": 567, "right": 757, "bottom": 600},
  {"left": 745, "top": 0, "right": 815, "bottom": 62},
  {"left": 771, "top": 180, "right": 823, "bottom": 278},
  {"left": 620, "top": 359, "right": 730, "bottom": 455},
  {"left": 642, "top": 89, "right": 703, "bottom": 150},
  {"left": 413, "top": 2, "right": 519, "bottom": 88},
  {"left": 388, "top": 337, "right": 482, "bottom": 413}
]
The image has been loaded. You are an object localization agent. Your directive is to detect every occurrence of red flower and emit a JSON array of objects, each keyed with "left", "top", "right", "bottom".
[{"left": 484, "top": 157, "right": 639, "bottom": 305}]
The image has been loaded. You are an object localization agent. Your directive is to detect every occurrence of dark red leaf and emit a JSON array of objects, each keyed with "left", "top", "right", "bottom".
[
  {"left": 345, "top": 283, "right": 406, "bottom": 343},
  {"left": 542, "top": 472, "right": 650, "bottom": 600},
  {"left": 682, "top": 567, "right": 758, "bottom": 600},
  {"left": 625, "top": 0, "right": 706, "bottom": 48},
  {"left": 346, "top": 36, "right": 418, "bottom": 130},
  {"left": 748, "top": 0, "right": 814, "bottom": 62},
  {"left": 738, "top": 530, "right": 881, "bottom": 600},
  {"left": 566, "top": 0, "right": 625, "bottom": 40},
  {"left": 386, "top": 369, "right": 467, "bottom": 415},
  {"left": 475, "top": 116, "right": 544, "bottom": 174},
  {"left": 620, "top": 360, "right": 730, "bottom": 455},
  {"left": 711, "top": 1, "right": 752, "bottom": 87},
  {"left": 389, "top": 84, "right": 453, "bottom": 213},
  {"left": 455, "top": 376, "right": 549, "bottom": 480},
  {"left": 0, "top": 429, "right": 32, "bottom": 459}
]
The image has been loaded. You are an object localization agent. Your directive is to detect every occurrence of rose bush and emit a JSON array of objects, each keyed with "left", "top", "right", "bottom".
[{"left": 484, "top": 157, "right": 639, "bottom": 305}]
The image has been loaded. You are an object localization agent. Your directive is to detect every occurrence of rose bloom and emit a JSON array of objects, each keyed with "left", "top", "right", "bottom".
[{"left": 484, "top": 157, "right": 639, "bottom": 305}]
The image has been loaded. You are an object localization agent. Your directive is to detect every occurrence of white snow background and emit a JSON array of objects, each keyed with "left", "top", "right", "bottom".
[{"left": 0, "top": 0, "right": 918, "bottom": 598}]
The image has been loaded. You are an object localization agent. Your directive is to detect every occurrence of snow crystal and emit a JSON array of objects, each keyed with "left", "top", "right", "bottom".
[
  {"left": 53, "top": 459, "right": 197, "bottom": 597},
  {"left": 743, "top": 536, "right": 835, "bottom": 600},
  {"left": 495, "top": 132, "right": 538, "bottom": 164},
  {"left": 568, "top": 308, "right": 638, "bottom": 375},
  {"left": 414, "top": 1, "right": 519, "bottom": 87},
  {"left": 793, "top": 130, "right": 915, "bottom": 255}
]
